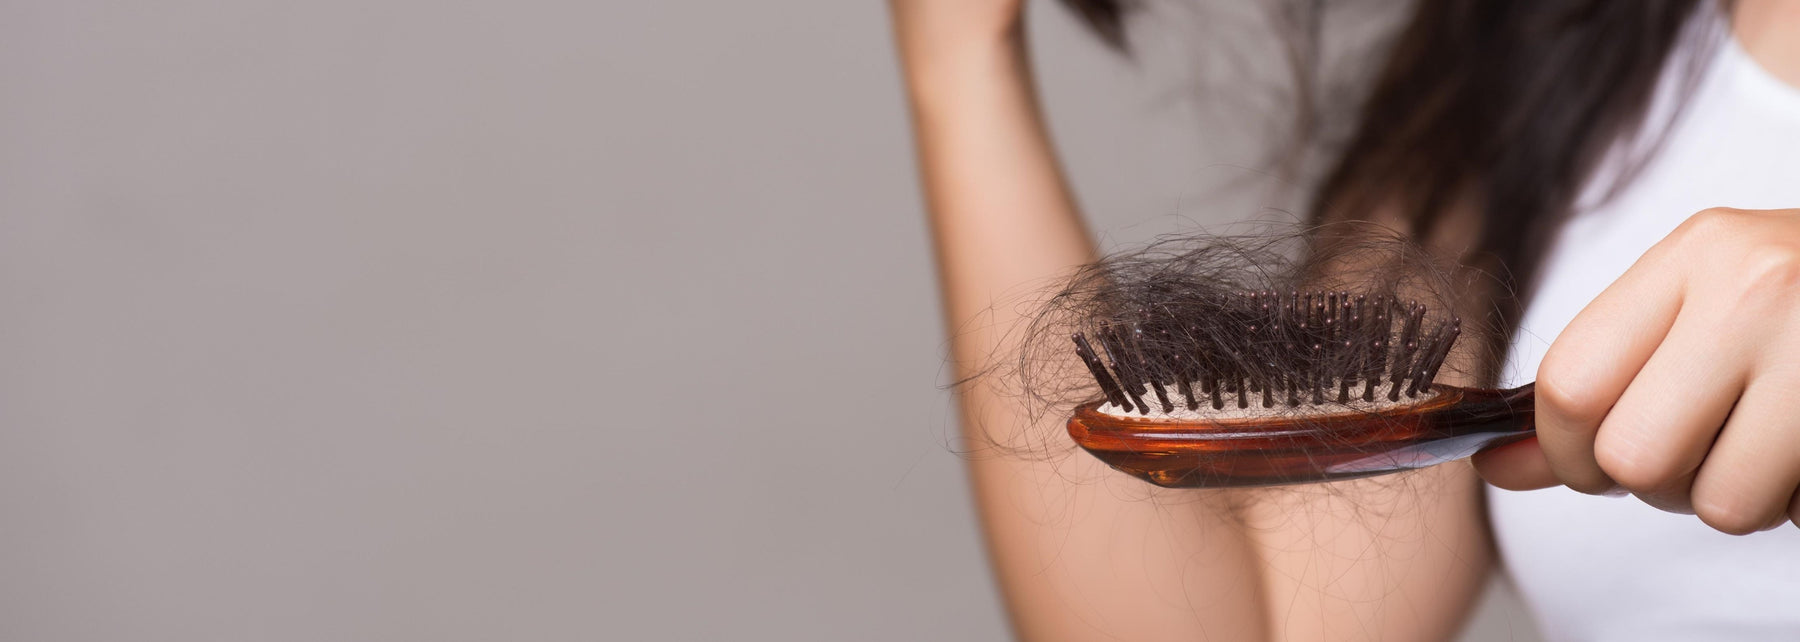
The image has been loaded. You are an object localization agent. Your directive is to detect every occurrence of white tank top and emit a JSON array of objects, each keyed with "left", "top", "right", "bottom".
[{"left": 1488, "top": 24, "right": 1800, "bottom": 642}]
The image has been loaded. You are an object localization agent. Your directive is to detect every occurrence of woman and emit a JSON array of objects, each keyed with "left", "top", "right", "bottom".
[{"left": 889, "top": 0, "right": 1800, "bottom": 639}]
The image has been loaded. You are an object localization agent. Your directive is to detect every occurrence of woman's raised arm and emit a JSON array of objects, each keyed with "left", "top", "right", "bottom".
[{"left": 889, "top": 4, "right": 1491, "bottom": 639}]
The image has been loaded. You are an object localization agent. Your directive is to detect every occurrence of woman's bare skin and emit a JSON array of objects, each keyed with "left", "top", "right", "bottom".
[{"left": 889, "top": 4, "right": 1489, "bottom": 640}]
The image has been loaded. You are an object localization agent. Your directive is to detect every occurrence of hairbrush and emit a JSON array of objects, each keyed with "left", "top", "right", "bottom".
[{"left": 1066, "top": 290, "right": 1536, "bottom": 488}]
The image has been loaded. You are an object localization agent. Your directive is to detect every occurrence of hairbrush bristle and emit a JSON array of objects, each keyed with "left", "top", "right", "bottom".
[{"left": 1070, "top": 290, "right": 1460, "bottom": 418}]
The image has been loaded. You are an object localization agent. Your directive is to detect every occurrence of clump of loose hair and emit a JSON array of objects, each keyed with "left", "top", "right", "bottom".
[{"left": 992, "top": 221, "right": 1502, "bottom": 461}]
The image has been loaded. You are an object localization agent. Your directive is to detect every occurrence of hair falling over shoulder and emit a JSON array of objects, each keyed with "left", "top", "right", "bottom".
[{"left": 1058, "top": 0, "right": 1717, "bottom": 339}]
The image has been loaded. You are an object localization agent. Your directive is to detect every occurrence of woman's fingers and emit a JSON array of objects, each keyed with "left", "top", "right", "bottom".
[
  {"left": 1487, "top": 209, "right": 1800, "bottom": 535},
  {"left": 1535, "top": 247, "right": 1686, "bottom": 495},
  {"left": 1470, "top": 436, "right": 1556, "bottom": 491},
  {"left": 1477, "top": 308, "right": 1744, "bottom": 505},
  {"left": 1590, "top": 307, "right": 1746, "bottom": 513},
  {"left": 1690, "top": 373, "right": 1800, "bottom": 534}
]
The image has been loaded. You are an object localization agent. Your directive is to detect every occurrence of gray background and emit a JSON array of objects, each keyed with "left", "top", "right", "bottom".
[{"left": 0, "top": 1, "right": 1540, "bottom": 640}]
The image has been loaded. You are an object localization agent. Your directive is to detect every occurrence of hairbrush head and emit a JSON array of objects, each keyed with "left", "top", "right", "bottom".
[
  {"left": 1071, "top": 291, "right": 1462, "bottom": 420},
  {"left": 1061, "top": 291, "right": 1533, "bottom": 489},
  {"left": 1016, "top": 224, "right": 1535, "bottom": 488}
]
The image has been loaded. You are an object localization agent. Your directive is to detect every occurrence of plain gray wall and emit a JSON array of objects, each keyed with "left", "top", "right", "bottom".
[{"left": 0, "top": 1, "right": 1540, "bottom": 640}]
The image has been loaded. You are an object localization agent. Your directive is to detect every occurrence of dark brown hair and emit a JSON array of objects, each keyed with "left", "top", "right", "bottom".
[{"left": 1060, "top": 0, "right": 1715, "bottom": 350}]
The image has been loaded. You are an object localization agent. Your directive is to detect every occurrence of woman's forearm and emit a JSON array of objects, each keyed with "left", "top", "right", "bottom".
[{"left": 899, "top": 31, "right": 1093, "bottom": 325}]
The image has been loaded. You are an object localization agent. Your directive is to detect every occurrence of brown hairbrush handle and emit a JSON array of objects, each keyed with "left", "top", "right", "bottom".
[{"left": 1067, "top": 384, "right": 1536, "bottom": 488}]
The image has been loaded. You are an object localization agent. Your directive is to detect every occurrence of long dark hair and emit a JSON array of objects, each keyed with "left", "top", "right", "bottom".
[{"left": 1060, "top": 0, "right": 1714, "bottom": 356}]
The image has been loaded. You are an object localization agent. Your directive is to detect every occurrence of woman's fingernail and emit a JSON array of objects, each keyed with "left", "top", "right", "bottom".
[{"left": 1600, "top": 485, "right": 1629, "bottom": 498}]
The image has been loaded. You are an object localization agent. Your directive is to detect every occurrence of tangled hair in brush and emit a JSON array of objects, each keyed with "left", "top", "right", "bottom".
[{"left": 997, "top": 221, "right": 1504, "bottom": 460}]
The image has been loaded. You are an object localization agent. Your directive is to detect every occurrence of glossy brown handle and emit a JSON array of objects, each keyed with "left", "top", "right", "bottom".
[{"left": 1067, "top": 383, "right": 1536, "bottom": 488}]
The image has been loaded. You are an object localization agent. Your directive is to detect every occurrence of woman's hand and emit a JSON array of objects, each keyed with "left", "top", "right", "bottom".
[{"left": 1475, "top": 207, "right": 1800, "bottom": 534}]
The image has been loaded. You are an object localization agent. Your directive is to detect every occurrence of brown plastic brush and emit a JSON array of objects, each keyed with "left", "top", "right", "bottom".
[{"left": 1066, "top": 290, "right": 1535, "bottom": 488}]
